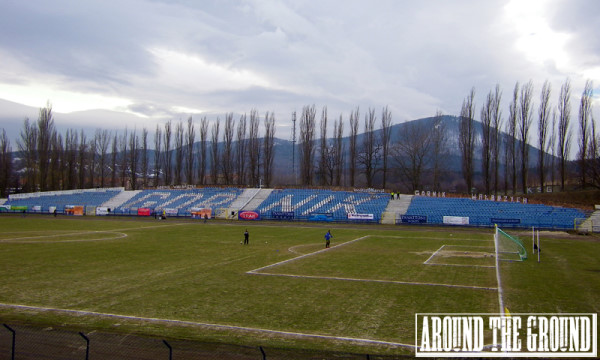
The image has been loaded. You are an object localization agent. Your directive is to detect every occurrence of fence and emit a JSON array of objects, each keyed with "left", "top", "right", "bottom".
[{"left": 1, "top": 323, "right": 406, "bottom": 360}]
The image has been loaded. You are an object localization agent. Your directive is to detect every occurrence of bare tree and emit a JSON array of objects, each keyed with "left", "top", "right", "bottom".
[
  {"left": 37, "top": 103, "right": 55, "bottom": 191},
  {"left": 49, "top": 131, "right": 62, "bottom": 190},
  {"left": 558, "top": 79, "right": 572, "bottom": 190},
  {"left": 459, "top": 87, "right": 476, "bottom": 193},
  {"left": 588, "top": 110, "right": 600, "bottom": 188},
  {"left": 79, "top": 130, "right": 89, "bottom": 189},
  {"left": 185, "top": 117, "right": 195, "bottom": 185},
  {"left": 263, "top": 111, "right": 276, "bottom": 187},
  {"left": 174, "top": 121, "right": 184, "bottom": 185},
  {"left": 431, "top": 110, "right": 449, "bottom": 192},
  {"left": 392, "top": 120, "right": 432, "bottom": 192},
  {"left": 198, "top": 117, "right": 208, "bottom": 185},
  {"left": 380, "top": 106, "right": 392, "bottom": 189},
  {"left": 358, "top": 108, "right": 380, "bottom": 188},
  {"left": 153, "top": 125, "right": 162, "bottom": 187},
  {"left": 579, "top": 80, "right": 593, "bottom": 187},
  {"left": 118, "top": 130, "right": 127, "bottom": 188},
  {"left": 480, "top": 90, "right": 494, "bottom": 194},
  {"left": 518, "top": 80, "right": 534, "bottom": 194},
  {"left": 235, "top": 114, "right": 247, "bottom": 185},
  {"left": 88, "top": 132, "right": 97, "bottom": 188},
  {"left": 0, "top": 129, "right": 13, "bottom": 197},
  {"left": 110, "top": 132, "right": 118, "bottom": 187},
  {"left": 96, "top": 129, "right": 111, "bottom": 188},
  {"left": 248, "top": 110, "right": 261, "bottom": 186},
  {"left": 348, "top": 107, "right": 359, "bottom": 187},
  {"left": 141, "top": 128, "right": 148, "bottom": 188},
  {"left": 17, "top": 118, "right": 38, "bottom": 192},
  {"left": 548, "top": 110, "right": 557, "bottom": 189},
  {"left": 538, "top": 80, "right": 551, "bottom": 192},
  {"left": 163, "top": 120, "right": 172, "bottom": 185},
  {"left": 508, "top": 82, "right": 519, "bottom": 193},
  {"left": 318, "top": 106, "right": 329, "bottom": 185},
  {"left": 210, "top": 118, "right": 220, "bottom": 184},
  {"left": 490, "top": 85, "right": 503, "bottom": 196},
  {"left": 222, "top": 113, "right": 234, "bottom": 184},
  {"left": 129, "top": 130, "right": 139, "bottom": 190},
  {"left": 299, "top": 105, "right": 316, "bottom": 185},
  {"left": 333, "top": 114, "right": 344, "bottom": 186}
]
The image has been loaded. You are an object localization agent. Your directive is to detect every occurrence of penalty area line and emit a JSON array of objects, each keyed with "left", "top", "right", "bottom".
[
  {"left": 0, "top": 303, "right": 414, "bottom": 349},
  {"left": 248, "top": 272, "right": 498, "bottom": 291},
  {"left": 247, "top": 236, "right": 370, "bottom": 274}
]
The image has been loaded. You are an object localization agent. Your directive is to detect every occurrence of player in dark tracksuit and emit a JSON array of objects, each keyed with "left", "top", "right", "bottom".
[
  {"left": 244, "top": 229, "right": 249, "bottom": 245},
  {"left": 325, "top": 230, "right": 333, "bottom": 248}
]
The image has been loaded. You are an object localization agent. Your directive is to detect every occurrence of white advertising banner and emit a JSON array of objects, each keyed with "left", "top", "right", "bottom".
[
  {"left": 443, "top": 216, "right": 469, "bottom": 225},
  {"left": 347, "top": 213, "right": 374, "bottom": 220}
]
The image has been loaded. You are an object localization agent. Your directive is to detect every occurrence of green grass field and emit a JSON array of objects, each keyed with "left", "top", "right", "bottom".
[{"left": 0, "top": 216, "right": 598, "bottom": 356}]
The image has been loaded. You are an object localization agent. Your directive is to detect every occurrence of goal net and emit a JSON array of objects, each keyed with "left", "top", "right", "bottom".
[{"left": 494, "top": 225, "right": 527, "bottom": 261}]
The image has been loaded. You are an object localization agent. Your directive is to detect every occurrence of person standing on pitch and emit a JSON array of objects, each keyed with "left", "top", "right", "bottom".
[
  {"left": 324, "top": 230, "right": 333, "bottom": 248},
  {"left": 244, "top": 229, "right": 249, "bottom": 245}
]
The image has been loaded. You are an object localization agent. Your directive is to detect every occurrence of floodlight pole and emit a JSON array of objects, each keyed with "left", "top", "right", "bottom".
[{"left": 537, "top": 230, "right": 540, "bottom": 263}]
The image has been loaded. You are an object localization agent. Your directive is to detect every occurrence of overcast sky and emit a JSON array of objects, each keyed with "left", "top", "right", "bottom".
[{"left": 0, "top": 0, "right": 598, "bottom": 141}]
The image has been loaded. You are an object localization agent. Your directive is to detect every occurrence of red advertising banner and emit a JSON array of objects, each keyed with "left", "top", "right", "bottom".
[{"left": 137, "top": 208, "right": 152, "bottom": 216}]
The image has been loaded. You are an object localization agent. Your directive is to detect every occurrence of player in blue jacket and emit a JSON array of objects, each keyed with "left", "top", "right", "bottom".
[{"left": 324, "top": 230, "right": 333, "bottom": 248}]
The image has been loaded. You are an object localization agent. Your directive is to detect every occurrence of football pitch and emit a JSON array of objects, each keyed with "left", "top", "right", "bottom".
[{"left": 0, "top": 216, "right": 598, "bottom": 356}]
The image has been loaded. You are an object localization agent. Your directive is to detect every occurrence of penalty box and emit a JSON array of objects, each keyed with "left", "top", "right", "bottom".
[
  {"left": 423, "top": 244, "right": 496, "bottom": 268},
  {"left": 248, "top": 235, "right": 498, "bottom": 290}
]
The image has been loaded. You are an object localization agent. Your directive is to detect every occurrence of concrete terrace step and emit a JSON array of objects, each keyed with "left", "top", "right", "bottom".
[
  {"left": 381, "top": 194, "right": 413, "bottom": 224},
  {"left": 242, "top": 188, "right": 274, "bottom": 211},
  {"left": 578, "top": 206, "right": 600, "bottom": 233},
  {"left": 102, "top": 190, "right": 142, "bottom": 210}
]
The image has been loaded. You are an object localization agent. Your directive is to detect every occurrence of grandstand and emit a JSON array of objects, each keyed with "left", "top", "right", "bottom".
[
  {"left": 114, "top": 188, "right": 244, "bottom": 216},
  {"left": 2, "top": 188, "right": 123, "bottom": 213},
  {"left": 404, "top": 196, "right": 586, "bottom": 230},
  {"left": 0, "top": 188, "right": 589, "bottom": 230},
  {"left": 254, "top": 189, "right": 389, "bottom": 222}
]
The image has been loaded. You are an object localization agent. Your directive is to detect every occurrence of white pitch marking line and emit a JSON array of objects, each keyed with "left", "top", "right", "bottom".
[
  {"left": 0, "top": 231, "right": 129, "bottom": 243},
  {"left": 0, "top": 303, "right": 414, "bottom": 349},
  {"left": 423, "top": 245, "right": 445, "bottom": 265},
  {"left": 425, "top": 263, "right": 495, "bottom": 268},
  {"left": 0, "top": 223, "right": 184, "bottom": 243},
  {"left": 247, "top": 236, "right": 370, "bottom": 274},
  {"left": 248, "top": 272, "right": 498, "bottom": 291}
]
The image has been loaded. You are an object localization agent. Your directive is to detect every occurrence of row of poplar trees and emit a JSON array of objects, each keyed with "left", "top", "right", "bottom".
[{"left": 459, "top": 79, "right": 595, "bottom": 195}]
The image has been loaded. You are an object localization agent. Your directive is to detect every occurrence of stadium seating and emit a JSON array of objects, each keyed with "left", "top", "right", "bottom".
[
  {"left": 114, "top": 188, "right": 243, "bottom": 216},
  {"left": 404, "top": 196, "right": 586, "bottom": 230},
  {"left": 3, "top": 186, "right": 588, "bottom": 229},
  {"left": 256, "top": 189, "right": 389, "bottom": 222},
  {"left": 4, "top": 188, "right": 123, "bottom": 213}
]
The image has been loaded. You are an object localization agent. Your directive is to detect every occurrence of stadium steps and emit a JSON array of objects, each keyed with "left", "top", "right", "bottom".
[
  {"left": 381, "top": 194, "right": 413, "bottom": 224},
  {"left": 102, "top": 190, "right": 142, "bottom": 210},
  {"left": 219, "top": 188, "right": 261, "bottom": 219},
  {"left": 578, "top": 205, "right": 600, "bottom": 233},
  {"left": 241, "top": 188, "right": 274, "bottom": 211},
  {"left": 229, "top": 188, "right": 260, "bottom": 210}
]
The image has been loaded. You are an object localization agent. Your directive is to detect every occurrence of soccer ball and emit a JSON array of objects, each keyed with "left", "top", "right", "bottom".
[{"left": 240, "top": 241, "right": 243, "bottom": 244}]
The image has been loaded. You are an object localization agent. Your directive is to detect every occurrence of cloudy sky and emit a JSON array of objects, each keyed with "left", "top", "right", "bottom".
[{"left": 0, "top": 0, "right": 598, "bottom": 141}]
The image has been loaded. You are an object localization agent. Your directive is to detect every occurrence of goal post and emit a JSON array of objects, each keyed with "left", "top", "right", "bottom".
[{"left": 494, "top": 224, "right": 527, "bottom": 261}]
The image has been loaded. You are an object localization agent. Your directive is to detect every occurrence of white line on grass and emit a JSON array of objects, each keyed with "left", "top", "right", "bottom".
[
  {"left": 249, "top": 272, "right": 498, "bottom": 291},
  {"left": 0, "top": 223, "right": 184, "bottom": 243},
  {"left": 247, "top": 236, "right": 370, "bottom": 274},
  {"left": 0, "top": 231, "right": 129, "bottom": 243},
  {"left": 494, "top": 229, "right": 505, "bottom": 315},
  {"left": 0, "top": 303, "right": 415, "bottom": 349},
  {"left": 425, "top": 263, "right": 495, "bottom": 269},
  {"left": 423, "top": 245, "right": 445, "bottom": 264}
]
